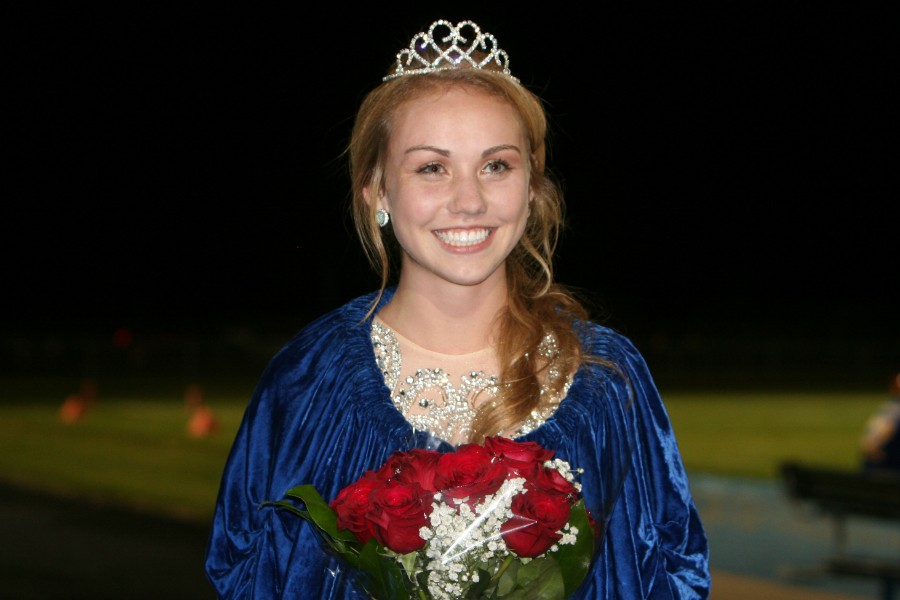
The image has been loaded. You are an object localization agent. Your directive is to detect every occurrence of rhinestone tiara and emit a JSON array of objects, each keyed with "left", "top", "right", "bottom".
[{"left": 383, "top": 19, "right": 518, "bottom": 83}]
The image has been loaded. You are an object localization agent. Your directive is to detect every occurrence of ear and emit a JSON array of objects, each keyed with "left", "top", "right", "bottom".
[
  {"left": 363, "top": 184, "right": 386, "bottom": 211},
  {"left": 528, "top": 155, "right": 538, "bottom": 203}
]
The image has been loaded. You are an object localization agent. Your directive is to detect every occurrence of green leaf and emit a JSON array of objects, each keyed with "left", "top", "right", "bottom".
[
  {"left": 262, "top": 485, "right": 363, "bottom": 566},
  {"left": 553, "top": 500, "right": 595, "bottom": 597},
  {"left": 282, "top": 484, "right": 357, "bottom": 542},
  {"left": 258, "top": 498, "right": 309, "bottom": 520},
  {"left": 464, "top": 567, "right": 495, "bottom": 599},
  {"left": 504, "top": 557, "right": 564, "bottom": 599},
  {"left": 356, "top": 541, "right": 412, "bottom": 600},
  {"left": 496, "top": 559, "right": 520, "bottom": 596}
]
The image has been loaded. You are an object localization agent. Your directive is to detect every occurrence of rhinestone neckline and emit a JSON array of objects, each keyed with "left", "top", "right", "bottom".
[{"left": 371, "top": 319, "right": 570, "bottom": 445}]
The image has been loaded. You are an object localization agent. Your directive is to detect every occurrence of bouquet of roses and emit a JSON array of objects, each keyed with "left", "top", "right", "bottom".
[{"left": 265, "top": 436, "right": 599, "bottom": 599}]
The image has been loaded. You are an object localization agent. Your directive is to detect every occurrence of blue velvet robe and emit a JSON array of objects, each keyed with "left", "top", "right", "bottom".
[{"left": 205, "top": 290, "right": 710, "bottom": 598}]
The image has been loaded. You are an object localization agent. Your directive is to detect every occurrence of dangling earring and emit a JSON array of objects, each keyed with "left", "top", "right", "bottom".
[{"left": 376, "top": 208, "right": 390, "bottom": 228}]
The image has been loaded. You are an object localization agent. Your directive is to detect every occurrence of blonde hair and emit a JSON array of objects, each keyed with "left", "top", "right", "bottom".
[{"left": 348, "top": 59, "right": 608, "bottom": 442}]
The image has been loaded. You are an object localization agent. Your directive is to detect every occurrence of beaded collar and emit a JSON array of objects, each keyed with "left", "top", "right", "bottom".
[{"left": 371, "top": 319, "right": 570, "bottom": 445}]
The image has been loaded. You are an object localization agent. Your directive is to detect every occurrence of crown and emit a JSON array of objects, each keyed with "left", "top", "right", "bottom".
[{"left": 383, "top": 20, "right": 518, "bottom": 83}]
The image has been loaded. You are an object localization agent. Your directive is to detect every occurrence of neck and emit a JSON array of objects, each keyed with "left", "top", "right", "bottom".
[{"left": 378, "top": 277, "right": 508, "bottom": 355}]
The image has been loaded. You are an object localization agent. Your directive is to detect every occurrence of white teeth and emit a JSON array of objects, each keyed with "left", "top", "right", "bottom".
[{"left": 434, "top": 228, "right": 491, "bottom": 247}]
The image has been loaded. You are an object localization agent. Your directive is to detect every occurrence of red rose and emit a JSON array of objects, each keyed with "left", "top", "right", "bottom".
[
  {"left": 366, "top": 481, "right": 432, "bottom": 554},
  {"left": 329, "top": 475, "right": 383, "bottom": 545},
  {"left": 484, "top": 436, "right": 555, "bottom": 477},
  {"left": 527, "top": 464, "right": 578, "bottom": 499},
  {"left": 432, "top": 443, "right": 507, "bottom": 503},
  {"left": 501, "top": 489, "right": 572, "bottom": 558},
  {"left": 373, "top": 448, "right": 441, "bottom": 493}
]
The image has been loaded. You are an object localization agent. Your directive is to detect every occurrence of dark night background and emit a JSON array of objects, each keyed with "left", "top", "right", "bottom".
[{"left": 4, "top": 5, "right": 897, "bottom": 388}]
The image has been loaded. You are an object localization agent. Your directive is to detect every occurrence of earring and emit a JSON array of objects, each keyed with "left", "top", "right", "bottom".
[{"left": 376, "top": 209, "right": 390, "bottom": 228}]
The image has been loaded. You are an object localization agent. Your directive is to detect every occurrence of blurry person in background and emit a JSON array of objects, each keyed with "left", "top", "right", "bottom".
[
  {"left": 860, "top": 371, "right": 900, "bottom": 473},
  {"left": 58, "top": 378, "right": 97, "bottom": 424},
  {"left": 184, "top": 383, "right": 219, "bottom": 438}
]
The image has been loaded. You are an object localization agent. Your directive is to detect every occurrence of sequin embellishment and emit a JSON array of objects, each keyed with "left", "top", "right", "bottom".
[{"left": 371, "top": 320, "right": 571, "bottom": 444}]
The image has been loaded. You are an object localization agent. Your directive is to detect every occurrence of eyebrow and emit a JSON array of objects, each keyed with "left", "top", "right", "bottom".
[{"left": 404, "top": 144, "right": 522, "bottom": 158}]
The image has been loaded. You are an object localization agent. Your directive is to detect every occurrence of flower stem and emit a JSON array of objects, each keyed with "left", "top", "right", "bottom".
[{"left": 491, "top": 555, "right": 515, "bottom": 585}]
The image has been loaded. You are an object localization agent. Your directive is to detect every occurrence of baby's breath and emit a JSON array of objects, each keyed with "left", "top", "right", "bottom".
[
  {"left": 395, "top": 459, "right": 584, "bottom": 598},
  {"left": 545, "top": 458, "right": 584, "bottom": 493}
]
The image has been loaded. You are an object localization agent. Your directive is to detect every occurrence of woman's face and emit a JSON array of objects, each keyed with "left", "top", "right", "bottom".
[{"left": 369, "top": 86, "right": 532, "bottom": 292}]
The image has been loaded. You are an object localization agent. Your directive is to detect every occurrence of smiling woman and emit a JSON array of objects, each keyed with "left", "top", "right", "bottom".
[
  {"left": 368, "top": 86, "right": 532, "bottom": 352},
  {"left": 204, "top": 19, "right": 709, "bottom": 599}
]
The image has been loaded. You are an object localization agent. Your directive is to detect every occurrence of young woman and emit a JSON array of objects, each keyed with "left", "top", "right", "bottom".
[{"left": 206, "top": 19, "right": 709, "bottom": 599}]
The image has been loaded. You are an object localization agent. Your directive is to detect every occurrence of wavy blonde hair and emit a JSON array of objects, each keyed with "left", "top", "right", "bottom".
[{"left": 347, "top": 57, "right": 607, "bottom": 442}]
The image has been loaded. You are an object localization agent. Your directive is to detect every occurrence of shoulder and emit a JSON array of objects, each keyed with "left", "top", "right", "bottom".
[
  {"left": 575, "top": 320, "right": 645, "bottom": 367},
  {"left": 259, "top": 290, "right": 388, "bottom": 386},
  {"left": 569, "top": 320, "right": 661, "bottom": 406},
  {"left": 286, "top": 292, "right": 378, "bottom": 347}
]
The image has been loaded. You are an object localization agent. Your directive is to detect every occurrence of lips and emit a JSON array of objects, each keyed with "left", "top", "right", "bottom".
[{"left": 433, "top": 228, "right": 493, "bottom": 247}]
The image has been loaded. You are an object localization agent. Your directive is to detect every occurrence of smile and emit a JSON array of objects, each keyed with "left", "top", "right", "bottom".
[{"left": 433, "top": 228, "right": 493, "bottom": 247}]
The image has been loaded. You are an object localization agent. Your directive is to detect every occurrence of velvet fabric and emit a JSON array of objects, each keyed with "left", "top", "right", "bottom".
[{"left": 205, "top": 289, "right": 710, "bottom": 598}]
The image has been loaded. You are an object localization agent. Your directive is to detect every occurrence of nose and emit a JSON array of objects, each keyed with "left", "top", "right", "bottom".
[{"left": 448, "top": 174, "right": 487, "bottom": 215}]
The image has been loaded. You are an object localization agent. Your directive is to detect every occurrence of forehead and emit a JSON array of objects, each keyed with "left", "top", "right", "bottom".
[{"left": 388, "top": 86, "right": 525, "bottom": 145}]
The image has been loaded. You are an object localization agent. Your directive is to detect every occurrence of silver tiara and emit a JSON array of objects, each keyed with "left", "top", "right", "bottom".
[{"left": 383, "top": 20, "right": 518, "bottom": 83}]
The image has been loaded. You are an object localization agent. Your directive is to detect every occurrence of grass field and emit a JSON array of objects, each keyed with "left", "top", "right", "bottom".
[
  {"left": 0, "top": 376, "right": 885, "bottom": 523},
  {"left": 663, "top": 391, "right": 879, "bottom": 477}
]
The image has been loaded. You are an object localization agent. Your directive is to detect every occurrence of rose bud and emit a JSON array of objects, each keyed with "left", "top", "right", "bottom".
[
  {"left": 374, "top": 448, "right": 441, "bottom": 494},
  {"left": 501, "top": 489, "right": 572, "bottom": 558},
  {"left": 432, "top": 443, "right": 507, "bottom": 503},
  {"left": 484, "top": 436, "right": 555, "bottom": 477},
  {"left": 329, "top": 476, "right": 383, "bottom": 545},
  {"left": 366, "top": 481, "right": 432, "bottom": 554}
]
